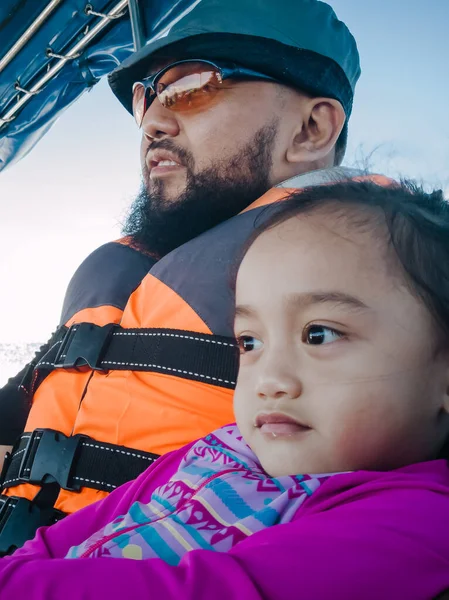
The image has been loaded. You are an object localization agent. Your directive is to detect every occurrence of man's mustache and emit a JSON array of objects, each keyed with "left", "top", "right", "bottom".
[{"left": 146, "top": 139, "right": 194, "bottom": 171}]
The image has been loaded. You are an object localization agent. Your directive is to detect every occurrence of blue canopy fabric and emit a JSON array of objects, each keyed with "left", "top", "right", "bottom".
[{"left": 0, "top": 0, "right": 198, "bottom": 171}]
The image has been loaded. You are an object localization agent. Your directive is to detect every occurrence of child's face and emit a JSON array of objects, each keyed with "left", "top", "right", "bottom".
[{"left": 234, "top": 208, "right": 449, "bottom": 477}]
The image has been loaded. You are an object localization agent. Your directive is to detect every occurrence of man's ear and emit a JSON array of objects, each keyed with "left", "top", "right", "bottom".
[{"left": 286, "top": 98, "right": 346, "bottom": 166}]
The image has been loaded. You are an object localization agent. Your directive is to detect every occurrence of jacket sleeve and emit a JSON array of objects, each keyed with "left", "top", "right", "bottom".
[
  {"left": 9, "top": 447, "right": 185, "bottom": 561},
  {"left": 0, "top": 335, "right": 57, "bottom": 445},
  {"left": 0, "top": 368, "right": 30, "bottom": 444},
  {"left": 1, "top": 486, "right": 448, "bottom": 600}
]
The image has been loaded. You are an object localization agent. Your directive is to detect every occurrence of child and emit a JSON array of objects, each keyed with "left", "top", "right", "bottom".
[{"left": 1, "top": 179, "right": 449, "bottom": 599}]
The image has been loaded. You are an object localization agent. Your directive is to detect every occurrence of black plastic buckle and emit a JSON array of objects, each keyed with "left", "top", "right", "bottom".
[
  {"left": 53, "top": 322, "right": 117, "bottom": 371},
  {"left": 0, "top": 495, "right": 58, "bottom": 556},
  {"left": 0, "top": 451, "right": 12, "bottom": 490},
  {"left": 18, "top": 429, "right": 85, "bottom": 492}
]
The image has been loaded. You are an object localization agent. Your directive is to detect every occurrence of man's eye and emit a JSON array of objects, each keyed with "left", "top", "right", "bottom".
[
  {"left": 303, "top": 325, "right": 343, "bottom": 345},
  {"left": 237, "top": 336, "right": 262, "bottom": 354}
]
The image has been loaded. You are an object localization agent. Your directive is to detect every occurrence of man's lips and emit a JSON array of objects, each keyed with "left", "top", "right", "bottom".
[
  {"left": 255, "top": 412, "right": 311, "bottom": 437},
  {"left": 147, "top": 150, "right": 184, "bottom": 175}
]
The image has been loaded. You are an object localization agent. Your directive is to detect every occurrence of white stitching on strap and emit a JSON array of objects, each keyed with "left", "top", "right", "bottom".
[
  {"left": 34, "top": 328, "right": 77, "bottom": 368},
  {"left": 3, "top": 436, "right": 156, "bottom": 488},
  {"left": 11, "top": 447, "right": 26, "bottom": 458},
  {"left": 72, "top": 476, "right": 116, "bottom": 489},
  {"left": 115, "top": 331, "right": 236, "bottom": 347},
  {"left": 25, "top": 432, "right": 43, "bottom": 445},
  {"left": 5, "top": 433, "right": 43, "bottom": 483},
  {"left": 1, "top": 433, "right": 40, "bottom": 484},
  {"left": 102, "top": 361, "right": 236, "bottom": 385},
  {"left": 81, "top": 442, "right": 156, "bottom": 462},
  {"left": 35, "top": 339, "right": 64, "bottom": 368},
  {"left": 34, "top": 330, "right": 236, "bottom": 371},
  {"left": 2, "top": 477, "right": 19, "bottom": 486}
]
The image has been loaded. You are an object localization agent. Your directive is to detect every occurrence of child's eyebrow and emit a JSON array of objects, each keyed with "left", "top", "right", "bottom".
[
  {"left": 286, "top": 291, "right": 370, "bottom": 312},
  {"left": 235, "top": 292, "right": 370, "bottom": 319},
  {"left": 234, "top": 305, "right": 256, "bottom": 319}
]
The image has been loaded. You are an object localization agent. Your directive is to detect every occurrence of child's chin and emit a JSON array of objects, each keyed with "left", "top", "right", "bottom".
[{"left": 260, "top": 454, "right": 309, "bottom": 478}]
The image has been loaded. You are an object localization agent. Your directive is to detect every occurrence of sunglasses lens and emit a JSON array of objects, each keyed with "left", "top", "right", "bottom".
[{"left": 156, "top": 62, "right": 222, "bottom": 112}]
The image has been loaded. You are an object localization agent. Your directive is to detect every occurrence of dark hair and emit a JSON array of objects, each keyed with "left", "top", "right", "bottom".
[{"left": 247, "top": 178, "right": 449, "bottom": 339}]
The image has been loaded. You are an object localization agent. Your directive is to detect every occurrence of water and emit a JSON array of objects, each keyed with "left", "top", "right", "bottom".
[{"left": 0, "top": 342, "right": 42, "bottom": 387}]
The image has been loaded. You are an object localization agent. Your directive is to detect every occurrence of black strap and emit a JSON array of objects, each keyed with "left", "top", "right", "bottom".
[
  {"left": 0, "top": 494, "right": 65, "bottom": 556},
  {"left": 32, "top": 324, "right": 239, "bottom": 392},
  {"left": 19, "top": 326, "right": 69, "bottom": 397},
  {"left": 0, "top": 429, "right": 160, "bottom": 553},
  {"left": 1, "top": 429, "right": 160, "bottom": 493}
]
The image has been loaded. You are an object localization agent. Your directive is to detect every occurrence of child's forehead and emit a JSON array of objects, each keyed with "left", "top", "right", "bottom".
[
  {"left": 236, "top": 209, "right": 438, "bottom": 344},
  {"left": 252, "top": 207, "right": 387, "bottom": 259},
  {"left": 237, "top": 208, "right": 401, "bottom": 299}
]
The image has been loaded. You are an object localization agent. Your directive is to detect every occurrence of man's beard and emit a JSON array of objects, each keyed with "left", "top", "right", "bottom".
[{"left": 122, "top": 120, "right": 279, "bottom": 258}]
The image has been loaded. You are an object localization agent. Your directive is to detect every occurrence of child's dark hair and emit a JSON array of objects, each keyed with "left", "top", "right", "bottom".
[{"left": 248, "top": 179, "right": 449, "bottom": 340}]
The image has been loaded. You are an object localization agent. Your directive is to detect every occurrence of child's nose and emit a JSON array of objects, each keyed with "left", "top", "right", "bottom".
[{"left": 256, "top": 361, "right": 302, "bottom": 401}]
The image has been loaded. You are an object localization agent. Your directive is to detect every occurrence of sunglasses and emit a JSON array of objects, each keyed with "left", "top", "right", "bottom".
[{"left": 132, "top": 59, "right": 279, "bottom": 128}]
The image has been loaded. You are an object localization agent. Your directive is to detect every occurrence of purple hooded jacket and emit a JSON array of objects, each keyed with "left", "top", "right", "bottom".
[{"left": 1, "top": 429, "right": 449, "bottom": 600}]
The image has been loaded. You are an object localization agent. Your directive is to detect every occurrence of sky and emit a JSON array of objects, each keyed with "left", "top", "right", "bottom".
[{"left": 0, "top": 0, "right": 448, "bottom": 343}]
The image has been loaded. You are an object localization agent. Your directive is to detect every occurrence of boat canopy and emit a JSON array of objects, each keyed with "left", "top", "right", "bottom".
[{"left": 0, "top": 0, "right": 198, "bottom": 171}]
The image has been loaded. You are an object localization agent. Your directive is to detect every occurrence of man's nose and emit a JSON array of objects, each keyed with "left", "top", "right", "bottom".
[
  {"left": 141, "top": 98, "right": 180, "bottom": 140},
  {"left": 256, "top": 355, "right": 302, "bottom": 401}
]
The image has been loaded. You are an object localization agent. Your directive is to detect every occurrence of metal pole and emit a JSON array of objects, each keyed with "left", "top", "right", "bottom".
[
  {"left": 128, "top": 0, "right": 145, "bottom": 51},
  {"left": 0, "top": 0, "right": 65, "bottom": 75},
  {"left": 0, "top": 0, "right": 128, "bottom": 128}
]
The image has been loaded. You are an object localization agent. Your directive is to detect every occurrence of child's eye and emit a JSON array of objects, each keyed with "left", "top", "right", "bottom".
[
  {"left": 237, "top": 335, "right": 263, "bottom": 354},
  {"left": 303, "top": 324, "right": 344, "bottom": 345}
]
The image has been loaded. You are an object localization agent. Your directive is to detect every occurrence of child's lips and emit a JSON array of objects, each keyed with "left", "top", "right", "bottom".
[{"left": 255, "top": 413, "right": 311, "bottom": 437}]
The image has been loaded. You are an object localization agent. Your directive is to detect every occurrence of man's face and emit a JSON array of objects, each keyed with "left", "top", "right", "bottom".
[
  {"left": 123, "top": 60, "right": 292, "bottom": 257},
  {"left": 139, "top": 64, "right": 286, "bottom": 202}
]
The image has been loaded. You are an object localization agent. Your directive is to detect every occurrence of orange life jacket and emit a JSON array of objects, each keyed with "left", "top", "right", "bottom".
[{"left": 0, "top": 168, "right": 392, "bottom": 553}]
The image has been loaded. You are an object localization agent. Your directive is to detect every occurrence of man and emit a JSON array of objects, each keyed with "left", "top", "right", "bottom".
[{"left": 0, "top": 0, "right": 362, "bottom": 553}]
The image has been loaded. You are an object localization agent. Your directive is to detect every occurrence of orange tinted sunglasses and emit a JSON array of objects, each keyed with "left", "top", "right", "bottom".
[{"left": 132, "top": 59, "right": 279, "bottom": 127}]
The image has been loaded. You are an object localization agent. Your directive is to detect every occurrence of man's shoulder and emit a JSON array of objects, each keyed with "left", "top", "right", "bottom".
[
  {"left": 82, "top": 237, "right": 156, "bottom": 266},
  {"left": 60, "top": 238, "right": 157, "bottom": 325}
]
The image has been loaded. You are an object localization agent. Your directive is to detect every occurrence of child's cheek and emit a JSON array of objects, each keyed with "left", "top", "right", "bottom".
[{"left": 329, "top": 393, "right": 399, "bottom": 470}]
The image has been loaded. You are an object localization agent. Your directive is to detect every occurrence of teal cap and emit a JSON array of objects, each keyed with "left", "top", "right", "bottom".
[{"left": 109, "top": 0, "right": 360, "bottom": 118}]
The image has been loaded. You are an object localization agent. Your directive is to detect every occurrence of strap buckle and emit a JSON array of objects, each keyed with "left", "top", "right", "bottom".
[
  {"left": 0, "top": 495, "right": 62, "bottom": 556},
  {"left": 53, "top": 322, "right": 117, "bottom": 371},
  {"left": 18, "top": 429, "right": 85, "bottom": 491},
  {"left": 0, "top": 451, "right": 12, "bottom": 490}
]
